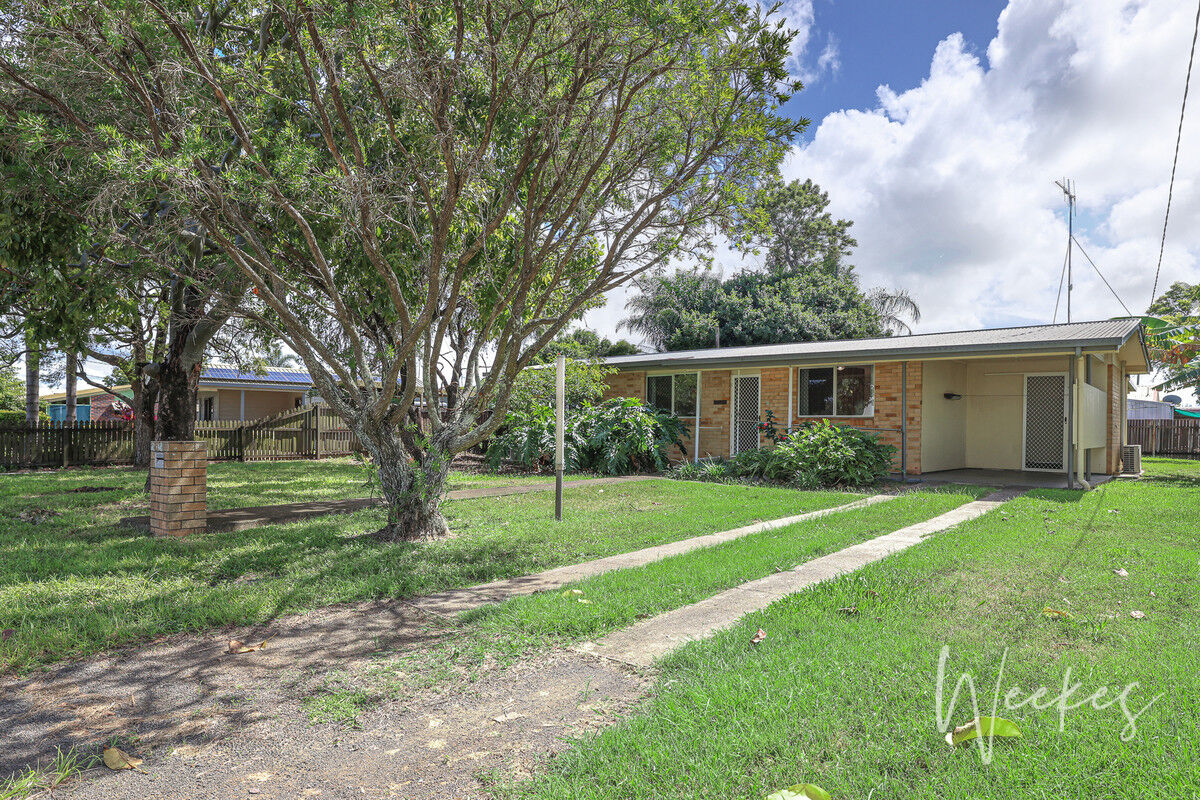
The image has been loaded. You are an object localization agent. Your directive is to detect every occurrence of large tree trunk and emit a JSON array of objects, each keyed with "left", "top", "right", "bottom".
[
  {"left": 131, "top": 377, "right": 158, "bottom": 469},
  {"left": 356, "top": 420, "right": 451, "bottom": 541},
  {"left": 64, "top": 351, "right": 77, "bottom": 424},
  {"left": 24, "top": 332, "right": 39, "bottom": 425},
  {"left": 155, "top": 348, "right": 200, "bottom": 441}
]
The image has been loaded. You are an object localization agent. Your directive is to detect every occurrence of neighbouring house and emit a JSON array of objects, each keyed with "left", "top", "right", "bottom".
[
  {"left": 1127, "top": 398, "right": 1176, "bottom": 420},
  {"left": 599, "top": 319, "right": 1150, "bottom": 486},
  {"left": 41, "top": 365, "right": 315, "bottom": 423}
]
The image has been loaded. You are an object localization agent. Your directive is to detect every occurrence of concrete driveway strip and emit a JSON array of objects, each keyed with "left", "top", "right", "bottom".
[
  {"left": 580, "top": 488, "right": 1025, "bottom": 667},
  {"left": 413, "top": 493, "right": 897, "bottom": 615}
]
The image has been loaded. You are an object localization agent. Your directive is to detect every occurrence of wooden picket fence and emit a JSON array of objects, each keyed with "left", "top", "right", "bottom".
[
  {"left": 1127, "top": 418, "right": 1200, "bottom": 458},
  {"left": 0, "top": 405, "right": 358, "bottom": 470}
]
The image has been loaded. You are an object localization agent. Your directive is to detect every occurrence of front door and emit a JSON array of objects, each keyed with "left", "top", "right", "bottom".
[
  {"left": 731, "top": 374, "right": 761, "bottom": 455},
  {"left": 1023, "top": 373, "right": 1067, "bottom": 471}
]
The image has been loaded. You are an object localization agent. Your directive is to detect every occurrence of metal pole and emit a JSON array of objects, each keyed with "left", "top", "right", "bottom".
[
  {"left": 900, "top": 361, "right": 908, "bottom": 479},
  {"left": 1066, "top": 349, "right": 1077, "bottom": 488},
  {"left": 555, "top": 354, "right": 565, "bottom": 521}
]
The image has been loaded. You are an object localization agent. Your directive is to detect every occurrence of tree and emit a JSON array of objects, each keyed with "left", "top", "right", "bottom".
[
  {"left": 1146, "top": 283, "right": 1200, "bottom": 393},
  {"left": 624, "top": 178, "right": 921, "bottom": 348},
  {"left": 536, "top": 329, "right": 640, "bottom": 362},
  {"left": 622, "top": 267, "right": 884, "bottom": 351},
  {"left": 866, "top": 286, "right": 922, "bottom": 336},
  {"left": 3, "top": 0, "right": 801, "bottom": 538},
  {"left": 0, "top": 363, "right": 20, "bottom": 411}
]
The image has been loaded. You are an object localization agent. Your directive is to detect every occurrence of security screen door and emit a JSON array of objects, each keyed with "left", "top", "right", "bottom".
[
  {"left": 1024, "top": 373, "right": 1067, "bottom": 471},
  {"left": 731, "top": 375, "right": 761, "bottom": 456}
]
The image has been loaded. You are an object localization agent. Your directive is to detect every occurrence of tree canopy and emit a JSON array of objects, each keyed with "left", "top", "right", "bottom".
[
  {"left": 623, "top": 178, "right": 919, "bottom": 349},
  {"left": 2, "top": 0, "right": 802, "bottom": 537}
]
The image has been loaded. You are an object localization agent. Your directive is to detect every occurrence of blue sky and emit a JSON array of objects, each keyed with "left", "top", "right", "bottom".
[{"left": 782, "top": 1, "right": 1008, "bottom": 128}]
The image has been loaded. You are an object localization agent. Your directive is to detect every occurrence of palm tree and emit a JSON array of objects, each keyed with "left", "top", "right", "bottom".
[
  {"left": 867, "top": 287, "right": 921, "bottom": 336},
  {"left": 263, "top": 343, "right": 300, "bottom": 368}
]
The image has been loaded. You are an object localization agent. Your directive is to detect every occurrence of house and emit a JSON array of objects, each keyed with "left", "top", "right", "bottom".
[
  {"left": 599, "top": 319, "right": 1150, "bottom": 487},
  {"left": 1127, "top": 398, "right": 1176, "bottom": 420},
  {"left": 42, "top": 365, "right": 315, "bottom": 423}
]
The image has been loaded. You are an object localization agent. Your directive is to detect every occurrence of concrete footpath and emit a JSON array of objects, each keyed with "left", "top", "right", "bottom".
[
  {"left": 581, "top": 488, "right": 1025, "bottom": 667},
  {"left": 118, "top": 475, "right": 660, "bottom": 532},
  {"left": 415, "top": 493, "right": 897, "bottom": 615}
]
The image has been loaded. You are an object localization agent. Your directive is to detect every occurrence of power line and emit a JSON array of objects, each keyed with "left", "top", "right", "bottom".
[
  {"left": 1150, "top": 0, "right": 1200, "bottom": 305},
  {"left": 1071, "top": 235, "right": 1133, "bottom": 316}
]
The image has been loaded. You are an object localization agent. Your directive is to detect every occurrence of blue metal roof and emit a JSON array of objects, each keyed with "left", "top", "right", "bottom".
[{"left": 200, "top": 366, "right": 314, "bottom": 386}]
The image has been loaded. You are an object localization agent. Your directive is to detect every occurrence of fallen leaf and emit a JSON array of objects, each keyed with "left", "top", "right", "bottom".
[
  {"left": 103, "top": 747, "right": 146, "bottom": 773},
  {"left": 228, "top": 633, "right": 275, "bottom": 654},
  {"left": 750, "top": 628, "right": 767, "bottom": 645},
  {"left": 577, "top": 598, "right": 591, "bottom": 604},
  {"left": 765, "top": 783, "right": 831, "bottom": 800},
  {"left": 1113, "top": 568, "right": 1129, "bottom": 578},
  {"left": 1150, "top": 591, "right": 1157, "bottom": 597},
  {"left": 945, "top": 717, "right": 1023, "bottom": 747},
  {"left": 837, "top": 606, "right": 859, "bottom": 615},
  {"left": 1042, "top": 607, "right": 1073, "bottom": 619},
  {"left": 1130, "top": 610, "right": 1146, "bottom": 619},
  {"left": 493, "top": 712, "right": 527, "bottom": 723},
  {"left": 0, "top": 629, "right": 13, "bottom": 640}
]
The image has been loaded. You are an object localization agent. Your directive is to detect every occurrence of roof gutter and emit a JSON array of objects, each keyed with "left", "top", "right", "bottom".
[{"left": 606, "top": 341, "right": 1136, "bottom": 372}]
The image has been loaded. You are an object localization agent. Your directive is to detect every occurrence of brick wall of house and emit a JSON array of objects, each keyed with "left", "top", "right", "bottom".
[
  {"left": 1106, "top": 362, "right": 1122, "bottom": 474},
  {"left": 784, "top": 360, "right": 923, "bottom": 474},
  {"left": 697, "top": 370, "right": 732, "bottom": 459},
  {"left": 602, "top": 361, "right": 923, "bottom": 472},
  {"left": 89, "top": 392, "right": 130, "bottom": 422},
  {"left": 602, "top": 371, "right": 646, "bottom": 402}
]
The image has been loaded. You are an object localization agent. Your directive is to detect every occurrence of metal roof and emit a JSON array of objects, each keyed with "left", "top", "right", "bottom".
[
  {"left": 200, "top": 366, "right": 314, "bottom": 385},
  {"left": 601, "top": 318, "right": 1147, "bottom": 371}
]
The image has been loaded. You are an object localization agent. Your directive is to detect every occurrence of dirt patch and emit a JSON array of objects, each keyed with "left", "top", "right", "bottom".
[
  {"left": 62, "top": 651, "right": 647, "bottom": 800},
  {"left": 14, "top": 506, "right": 60, "bottom": 524},
  {"left": 2, "top": 600, "right": 648, "bottom": 800},
  {"left": 40, "top": 485, "right": 127, "bottom": 495}
]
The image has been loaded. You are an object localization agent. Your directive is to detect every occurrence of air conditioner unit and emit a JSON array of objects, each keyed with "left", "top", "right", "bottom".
[{"left": 1121, "top": 444, "right": 1142, "bottom": 476}]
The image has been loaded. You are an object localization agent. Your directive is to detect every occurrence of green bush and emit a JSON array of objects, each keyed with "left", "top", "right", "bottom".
[
  {"left": 670, "top": 459, "right": 734, "bottom": 483},
  {"left": 732, "top": 420, "right": 895, "bottom": 488},
  {"left": 0, "top": 410, "right": 49, "bottom": 425},
  {"left": 486, "top": 397, "right": 687, "bottom": 475}
]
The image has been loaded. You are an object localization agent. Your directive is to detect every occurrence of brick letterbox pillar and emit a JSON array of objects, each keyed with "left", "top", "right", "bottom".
[{"left": 150, "top": 441, "right": 207, "bottom": 537}]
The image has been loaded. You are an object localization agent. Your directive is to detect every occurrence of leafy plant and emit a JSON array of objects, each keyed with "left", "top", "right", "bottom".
[
  {"left": 486, "top": 398, "right": 686, "bottom": 475},
  {"left": 733, "top": 420, "right": 895, "bottom": 488}
]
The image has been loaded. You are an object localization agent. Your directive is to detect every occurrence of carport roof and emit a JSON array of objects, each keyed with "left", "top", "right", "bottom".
[{"left": 602, "top": 318, "right": 1149, "bottom": 371}]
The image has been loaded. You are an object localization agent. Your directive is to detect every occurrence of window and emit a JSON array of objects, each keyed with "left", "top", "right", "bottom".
[
  {"left": 646, "top": 373, "right": 698, "bottom": 416},
  {"left": 796, "top": 365, "right": 874, "bottom": 417}
]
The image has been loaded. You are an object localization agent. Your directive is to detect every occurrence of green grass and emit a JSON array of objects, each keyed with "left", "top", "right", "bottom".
[
  {"left": 1, "top": 457, "right": 562, "bottom": 512},
  {"left": 321, "top": 486, "right": 986, "bottom": 725},
  {"left": 0, "top": 463, "right": 854, "bottom": 672},
  {"left": 0, "top": 748, "right": 93, "bottom": 800},
  {"left": 503, "top": 459, "right": 1200, "bottom": 800}
]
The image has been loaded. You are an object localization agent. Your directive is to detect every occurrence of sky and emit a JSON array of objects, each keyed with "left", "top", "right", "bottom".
[{"left": 582, "top": 0, "right": 1200, "bottom": 360}]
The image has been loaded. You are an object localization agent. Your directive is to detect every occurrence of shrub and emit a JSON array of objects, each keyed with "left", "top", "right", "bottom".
[
  {"left": 733, "top": 420, "right": 895, "bottom": 488},
  {"left": 671, "top": 459, "right": 734, "bottom": 483},
  {"left": 0, "top": 410, "right": 50, "bottom": 425},
  {"left": 485, "top": 397, "right": 687, "bottom": 475}
]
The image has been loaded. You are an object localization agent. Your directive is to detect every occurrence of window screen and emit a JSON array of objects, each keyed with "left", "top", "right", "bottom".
[
  {"left": 797, "top": 368, "right": 834, "bottom": 416},
  {"left": 673, "top": 373, "right": 697, "bottom": 416},
  {"left": 836, "top": 366, "right": 874, "bottom": 416},
  {"left": 646, "top": 375, "right": 672, "bottom": 412}
]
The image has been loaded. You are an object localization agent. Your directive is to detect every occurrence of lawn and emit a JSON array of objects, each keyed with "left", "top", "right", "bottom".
[
  {"left": 504, "top": 459, "right": 1200, "bottom": 800},
  {"left": 0, "top": 462, "right": 856, "bottom": 672},
  {"left": 1, "top": 457, "right": 560, "bottom": 512}
]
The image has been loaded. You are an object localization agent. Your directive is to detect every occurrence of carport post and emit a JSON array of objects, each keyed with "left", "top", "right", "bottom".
[
  {"left": 1066, "top": 348, "right": 1077, "bottom": 489},
  {"left": 555, "top": 354, "right": 564, "bottom": 521},
  {"left": 900, "top": 361, "right": 908, "bottom": 478}
]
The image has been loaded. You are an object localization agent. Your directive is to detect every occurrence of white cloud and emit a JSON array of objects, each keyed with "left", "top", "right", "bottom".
[
  {"left": 782, "top": 0, "right": 1200, "bottom": 334},
  {"left": 767, "top": 0, "right": 839, "bottom": 85}
]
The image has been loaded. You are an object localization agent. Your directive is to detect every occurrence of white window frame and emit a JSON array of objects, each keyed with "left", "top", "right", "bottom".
[
  {"left": 646, "top": 371, "right": 700, "bottom": 417},
  {"left": 794, "top": 363, "right": 876, "bottom": 419}
]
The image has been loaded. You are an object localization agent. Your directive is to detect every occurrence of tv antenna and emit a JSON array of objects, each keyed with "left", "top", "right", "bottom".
[{"left": 1054, "top": 178, "right": 1076, "bottom": 323}]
